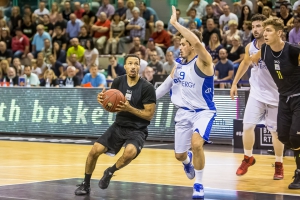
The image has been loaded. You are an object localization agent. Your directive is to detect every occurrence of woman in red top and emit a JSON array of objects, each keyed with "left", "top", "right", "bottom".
[{"left": 150, "top": 20, "right": 171, "bottom": 52}]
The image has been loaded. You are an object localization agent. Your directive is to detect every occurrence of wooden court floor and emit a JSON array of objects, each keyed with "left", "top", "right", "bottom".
[{"left": 0, "top": 140, "right": 300, "bottom": 197}]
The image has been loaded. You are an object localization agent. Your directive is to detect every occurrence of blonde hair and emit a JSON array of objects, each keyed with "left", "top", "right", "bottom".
[
  {"left": 232, "top": 35, "right": 241, "bottom": 45},
  {"left": 11, "top": 6, "right": 20, "bottom": 16},
  {"left": 263, "top": 17, "right": 284, "bottom": 31},
  {"left": 0, "top": 60, "right": 10, "bottom": 73},
  {"left": 127, "top": 0, "right": 136, "bottom": 8},
  {"left": 51, "top": 2, "right": 59, "bottom": 13},
  {"left": 209, "top": 33, "right": 221, "bottom": 50},
  {"left": 228, "top": 20, "right": 238, "bottom": 27},
  {"left": 44, "top": 69, "right": 57, "bottom": 80}
]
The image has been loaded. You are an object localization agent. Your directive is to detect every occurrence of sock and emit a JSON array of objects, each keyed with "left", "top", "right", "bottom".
[
  {"left": 194, "top": 169, "right": 203, "bottom": 184},
  {"left": 244, "top": 149, "right": 253, "bottom": 157},
  {"left": 182, "top": 155, "right": 190, "bottom": 165},
  {"left": 108, "top": 164, "right": 119, "bottom": 173},
  {"left": 294, "top": 150, "right": 300, "bottom": 169},
  {"left": 275, "top": 156, "right": 283, "bottom": 163},
  {"left": 84, "top": 173, "right": 92, "bottom": 186}
]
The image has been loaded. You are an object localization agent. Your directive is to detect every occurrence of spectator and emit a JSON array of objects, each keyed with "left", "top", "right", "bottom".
[
  {"left": 23, "top": 5, "right": 33, "bottom": 18},
  {"left": 53, "top": 42, "right": 66, "bottom": 63},
  {"left": 21, "top": 15, "right": 36, "bottom": 43},
  {"left": 107, "top": 56, "right": 126, "bottom": 79},
  {"left": 294, "top": 0, "right": 300, "bottom": 13},
  {"left": 277, "top": 3, "right": 293, "bottom": 30},
  {"left": 40, "top": 69, "right": 59, "bottom": 87},
  {"left": 82, "top": 3, "right": 96, "bottom": 25},
  {"left": 48, "top": 54, "right": 64, "bottom": 78},
  {"left": 83, "top": 40, "right": 99, "bottom": 73},
  {"left": 163, "top": 51, "right": 176, "bottom": 75},
  {"left": 233, "top": 0, "right": 253, "bottom": 16},
  {"left": 262, "top": 6, "right": 273, "bottom": 19},
  {"left": 0, "top": 42, "right": 12, "bottom": 63},
  {"left": 212, "top": 0, "right": 226, "bottom": 17},
  {"left": 79, "top": 26, "right": 92, "bottom": 46},
  {"left": 129, "top": 37, "right": 146, "bottom": 58},
  {"left": 0, "top": 60, "right": 10, "bottom": 77},
  {"left": 43, "top": 14, "right": 54, "bottom": 36},
  {"left": 115, "top": 0, "right": 127, "bottom": 21},
  {"left": 219, "top": 5, "right": 238, "bottom": 33},
  {"left": 24, "top": 65, "right": 40, "bottom": 86},
  {"left": 54, "top": 12, "right": 67, "bottom": 37},
  {"left": 92, "top": 12, "right": 110, "bottom": 54},
  {"left": 32, "top": 14, "right": 39, "bottom": 25},
  {"left": 145, "top": 38, "right": 165, "bottom": 62},
  {"left": 167, "top": 36, "right": 181, "bottom": 60},
  {"left": 143, "top": 66, "right": 154, "bottom": 85},
  {"left": 9, "top": 6, "right": 22, "bottom": 36},
  {"left": 12, "top": 28, "right": 30, "bottom": 59},
  {"left": 5, "top": 67, "right": 19, "bottom": 86},
  {"left": 67, "top": 38, "right": 85, "bottom": 64},
  {"left": 274, "top": 0, "right": 291, "bottom": 14},
  {"left": 188, "top": 8, "right": 202, "bottom": 30},
  {"left": 134, "top": 50, "right": 148, "bottom": 76},
  {"left": 241, "top": 21, "right": 252, "bottom": 47},
  {"left": 82, "top": 15, "right": 93, "bottom": 35},
  {"left": 74, "top": 2, "right": 85, "bottom": 19},
  {"left": 151, "top": 20, "right": 171, "bottom": 51},
  {"left": 31, "top": 24, "right": 51, "bottom": 58},
  {"left": 81, "top": 64, "right": 106, "bottom": 88},
  {"left": 226, "top": 35, "right": 245, "bottom": 74},
  {"left": 31, "top": 59, "right": 43, "bottom": 77},
  {"left": 0, "top": 10, "right": 7, "bottom": 23},
  {"left": 189, "top": 21, "right": 197, "bottom": 30},
  {"left": 168, "top": 9, "right": 186, "bottom": 37},
  {"left": 222, "top": 20, "right": 242, "bottom": 48},
  {"left": 238, "top": 5, "right": 252, "bottom": 30},
  {"left": 97, "top": 0, "right": 115, "bottom": 20},
  {"left": 41, "top": 38, "right": 52, "bottom": 64},
  {"left": 281, "top": 31, "right": 287, "bottom": 41},
  {"left": 52, "top": 26, "right": 67, "bottom": 55},
  {"left": 69, "top": 53, "right": 84, "bottom": 80},
  {"left": 186, "top": 0, "right": 208, "bottom": 19},
  {"left": 148, "top": 50, "right": 163, "bottom": 74},
  {"left": 34, "top": 1, "right": 50, "bottom": 22},
  {"left": 215, "top": 48, "right": 234, "bottom": 88},
  {"left": 125, "top": 0, "right": 137, "bottom": 22},
  {"left": 289, "top": 17, "right": 300, "bottom": 45},
  {"left": 63, "top": 66, "right": 81, "bottom": 87},
  {"left": 36, "top": 53, "right": 47, "bottom": 76},
  {"left": 12, "top": 58, "right": 24, "bottom": 76},
  {"left": 139, "top": 2, "right": 155, "bottom": 35},
  {"left": 0, "top": 28, "right": 12, "bottom": 49},
  {"left": 256, "top": 0, "right": 273, "bottom": 14},
  {"left": 118, "top": 7, "right": 146, "bottom": 54},
  {"left": 49, "top": 2, "right": 59, "bottom": 24},
  {"left": 104, "top": 12, "right": 125, "bottom": 54},
  {"left": 67, "top": 14, "right": 82, "bottom": 40},
  {"left": 202, "top": 19, "right": 222, "bottom": 46},
  {"left": 62, "top": 1, "right": 72, "bottom": 21},
  {"left": 206, "top": 33, "right": 223, "bottom": 64}
]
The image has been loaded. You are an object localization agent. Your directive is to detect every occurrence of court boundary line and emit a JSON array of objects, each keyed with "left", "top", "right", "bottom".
[{"left": 0, "top": 177, "right": 77, "bottom": 187}]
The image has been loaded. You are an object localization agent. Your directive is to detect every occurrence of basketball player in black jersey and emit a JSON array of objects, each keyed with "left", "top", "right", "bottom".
[
  {"left": 252, "top": 17, "right": 300, "bottom": 189},
  {"left": 75, "top": 54, "right": 156, "bottom": 195}
]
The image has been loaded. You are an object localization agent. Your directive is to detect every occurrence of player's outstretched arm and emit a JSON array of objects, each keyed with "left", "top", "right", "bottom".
[{"left": 230, "top": 43, "right": 252, "bottom": 100}]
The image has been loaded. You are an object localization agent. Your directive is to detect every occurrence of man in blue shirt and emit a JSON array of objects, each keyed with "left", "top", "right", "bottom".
[
  {"left": 107, "top": 56, "right": 126, "bottom": 79},
  {"left": 31, "top": 24, "right": 51, "bottom": 58},
  {"left": 66, "top": 14, "right": 82, "bottom": 40},
  {"left": 81, "top": 64, "right": 107, "bottom": 88}
]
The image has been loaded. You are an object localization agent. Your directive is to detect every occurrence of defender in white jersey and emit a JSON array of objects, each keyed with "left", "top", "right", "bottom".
[
  {"left": 230, "top": 14, "right": 284, "bottom": 179},
  {"left": 156, "top": 6, "right": 216, "bottom": 199}
]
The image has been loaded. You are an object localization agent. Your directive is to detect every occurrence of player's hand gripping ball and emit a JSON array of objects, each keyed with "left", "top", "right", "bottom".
[{"left": 97, "top": 88, "right": 126, "bottom": 112}]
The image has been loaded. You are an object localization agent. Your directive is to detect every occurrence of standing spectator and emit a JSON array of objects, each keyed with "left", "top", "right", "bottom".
[
  {"left": 49, "top": 2, "right": 59, "bottom": 25},
  {"left": 115, "top": 0, "right": 127, "bottom": 21},
  {"left": 238, "top": 5, "right": 252, "bottom": 30},
  {"left": 43, "top": 14, "right": 54, "bottom": 36},
  {"left": 129, "top": 37, "right": 146, "bottom": 58},
  {"left": 67, "top": 14, "right": 82, "bottom": 40},
  {"left": 188, "top": 8, "right": 202, "bottom": 30},
  {"left": 83, "top": 40, "right": 99, "bottom": 73},
  {"left": 241, "top": 21, "right": 252, "bottom": 47},
  {"left": 256, "top": 0, "right": 273, "bottom": 14},
  {"left": 34, "top": 1, "right": 50, "bottom": 22},
  {"left": 41, "top": 39, "right": 52, "bottom": 64},
  {"left": 74, "top": 2, "right": 85, "bottom": 19},
  {"left": 0, "top": 28, "right": 12, "bottom": 50},
  {"left": 163, "top": 51, "right": 176, "bottom": 75},
  {"left": 134, "top": 50, "right": 148, "bottom": 76},
  {"left": 215, "top": 48, "right": 234, "bottom": 88},
  {"left": 145, "top": 38, "right": 165, "bottom": 62},
  {"left": 9, "top": 6, "right": 22, "bottom": 36},
  {"left": 92, "top": 12, "right": 110, "bottom": 54},
  {"left": 107, "top": 56, "right": 126, "bottom": 80},
  {"left": 81, "top": 64, "right": 106, "bottom": 88},
  {"left": 150, "top": 21, "right": 171, "bottom": 51},
  {"left": 226, "top": 35, "right": 245, "bottom": 74},
  {"left": 289, "top": 17, "right": 300, "bottom": 45},
  {"left": 30, "top": 24, "right": 51, "bottom": 58},
  {"left": 0, "top": 42, "right": 12, "bottom": 63},
  {"left": 52, "top": 26, "right": 67, "bottom": 56},
  {"left": 118, "top": 7, "right": 145, "bottom": 54},
  {"left": 24, "top": 65, "right": 40, "bottom": 86},
  {"left": 79, "top": 26, "right": 92, "bottom": 46},
  {"left": 139, "top": 2, "right": 155, "bottom": 35},
  {"left": 167, "top": 9, "right": 186, "bottom": 37},
  {"left": 202, "top": 19, "right": 222, "bottom": 46},
  {"left": 21, "top": 15, "right": 36, "bottom": 43},
  {"left": 82, "top": 3, "right": 96, "bottom": 25},
  {"left": 97, "top": 0, "right": 115, "bottom": 20},
  {"left": 67, "top": 38, "right": 85, "bottom": 64},
  {"left": 40, "top": 69, "right": 59, "bottom": 87},
  {"left": 186, "top": 0, "right": 208, "bottom": 19},
  {"left": 143, "top": 66, "right": 154, "bottom": 85},
  {"left": 148, "top": 50, "right": 163, "bottom": 74},
  {"left": 48, "top": 54, "right": 64, "bottom": 78},
  {"left": 125, "top": 0, "right": 136, "bottom": 22},
  {"left": 167, "top": 36, "right": 181, "bottom": 60},
  {"left": 104, "top": 12, "right": 125, "bottom": 55},
  {"left": 63, "top": 66, "right": 81, "bottom": 87},
  {"left": 212, "top": 0, "right": 226, "bottom": 17},
  {"left": 206, "top": 33, "right": 223, "bottom": 64},
  {"left": 219, "top": 5, "right": 238, "bottom": 33},
  {"left": 62, "top": 1, "right": 73, "bottom": 21},
  {"left": 54, "top": 12, "right": 67, "bottom": 37},
  {"left": 233, "top": 0, "right": 253, "bottom": 16},
  {"left": 11, "top": 28, "right": 30, "bottom": 59}
]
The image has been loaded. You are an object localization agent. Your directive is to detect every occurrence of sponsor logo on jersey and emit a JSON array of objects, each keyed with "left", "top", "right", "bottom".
[
  {"left": 173, "top": 78, "right": 195, "bottom": 88},
  {"left": 205, "top": 88, "right": 212, "bottom": 93}
]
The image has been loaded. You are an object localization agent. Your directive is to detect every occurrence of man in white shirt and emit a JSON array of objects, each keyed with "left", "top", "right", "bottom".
[
  {"left": 186, "top": 0, "right": 208, "bottom": 19},
  {"left": 34, "top": 1, "right": 50, "bottom": 22},
  {"left": 219, "top": 5, "right": 238, "bottom": 33},
  {"left": 135, "top": 50, "right": 148, "bottom": 76},
  {"left": 24, "top": 65, "right": 40, "bottom": 86}
]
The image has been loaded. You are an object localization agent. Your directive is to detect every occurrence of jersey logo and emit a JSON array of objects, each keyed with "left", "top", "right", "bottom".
[
  {"left": 125, "top": 90, "right": 132, "bottom": 101},
  {"left": 274, "top": 60, "right": 283, "bottom": 79},
  {"left": 205, "top": 88, "right": 212, "bottom": 93}
]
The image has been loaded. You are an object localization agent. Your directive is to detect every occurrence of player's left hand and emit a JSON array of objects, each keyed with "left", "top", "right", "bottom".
[
  {"left": 115, "top": 100, "right": 131, "bottom": 112},
  {"left": 170, "top": 6, "right": 177, "bottom": 26}
]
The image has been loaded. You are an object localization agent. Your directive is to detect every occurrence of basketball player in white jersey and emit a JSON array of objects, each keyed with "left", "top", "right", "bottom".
[
  {"left": 156, "top": 6, "right": 216, "bottom": 199},
  {"left": 230, "top": 14, "right": 284, "bottom": 179}
]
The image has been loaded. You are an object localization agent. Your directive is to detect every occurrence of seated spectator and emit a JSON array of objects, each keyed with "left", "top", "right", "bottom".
[
  {"left": 145, "top": 38, "right": 165, "bottom": 62},
  {"left": 262, "top": 6, "right": 273, "bottom": 19},
  {"left": 186, "top": 0, "right": 208, "bottom": 19},
  {"left": 67, "top": 14, "right": 82, "bottom": 40},
  {"left": 62, "top": 1, "right": 73, "bottom": 21},
  {"left": 34, "top": 1, "right": 50, "bottom": 23},
  {"left": 139, "top": 2, "right": 155, "bottom": 35},
  {"left": 9, "top": 6, "right": 22, "bottom": 36},
  {"left": 36, "top": 53, "right": 47, "bottom": 77},
  {"left": 277, "top": 3, "right": 293, "bottom": 31},
  {"left": 202, "top": 5, "right": 220, "bottom": 30},
  {"left": 241, "top": 21, "right": 252, "bottom": 47},
  {"left": 148, "top": 50, "right": 164, "bottom": 74},
  {"left": 22, "top": 15, "right": 36, "bottom": 44},
  {"left": 115, "top": 0, "right": 127, "bottom": 21},
  {"left": 40, "top": 69, "right": 59, "bottom": 87},
  {"left": 92, "top": 12, "right": 110, "bottom": 54},
  {"left": 24, "top": 65, "right": 40, "bottom": 86},
  {"left": 257, "top": 0, "right": 273, "bottom": 14},
  {"left": 11, "top": 28, "right": 30, "bottom": 59},
  {"left": 202, "top": 19, "right": 222, "bottom": 46},
  {"left": 219, "top": 5, "right": 238, "bottom": 33},
  {"left": 63, "top": 66, "right": 81, "bottom": 87},
  {"left": 79, "top": 26, "right": 92, "bottom": 46},
  {"left": 206, "top": 33, "right": 223, "bottom": 64},
  {"left": 52, "top": 26, "right": 67, "bottom": 54},
  {"left": 134, "top": 50, "right": 148, "bottom": 76},
  {"left": 233, "top": 0, "right": 253, "bottom": 17},
  {"left": 67, "top": 38, "right": 85, "bottom": 64},
  {"left": 5, "top": 67, "right": 19, "bottom": 86},
  {"left": 167, "top": 36, "right": 181, "bottom": 60},
  {"left": 30, "top": 24, "right": 51, "bottom": 58},
  {"left": 125, "top": 0, "right": 136, "bottom": 22},
  {"left": 107, "top": 56, "right": 126, "bottom": 80},
  {"left": 74, "top": 1, "right": 85, "bottom": 19},
  {"left": 0, "top": 60, "right": 10, "bottom": 77},
  {"left": 69, "top": 53, "right": 84, "bottom": 81},
  {"left": 151, "top": 20, "right": 171, "bottom": 51},
  {"left": 12, "top": 58, "right": 24, "bottom": 76},
  {"left": 82, "top": 3, "right": 96, "bottom": 25},
  {"left": 54, "top": 12, "right": 67, "bottom": 37},
  {"left": 82, "top": 15, "right": 93, "bottom": 35},
  {"left": 96, "top": 0, "right": 115, "bottom": 20},
  {"left": 104, "top": 12, "right": 125, "bottom": 54},
  {"left": 238, "top": 5, "right": 252, "bottom": 30},
  {"left": 48, "top": 54, "right": 64, "bottom": 78},
  {"left": 31, "top": 59, "right": 42, "bottom": 77},
  {"left": 215, "top": 48, "right": 234, "bottom": 88},
  {"left": 81, "top": 64, "right": 107, "bottom": 88},
  {"left": 143, "top": 66, "right": 154, "bottom": 85},
  {"left": 0, "top": 42, "right": 12, "bottom": 63},
  {"left": 43, "top": 14, "right": 54, "bottom": 36},
  {"left": 289, "top": 17, "right": 300, "bottom": 45},
  {"left": 222, "top": 20, "right": 242, "bottom": 48},
  {"left": 83, "top": 40, "right": 99, "bottom": 74},
  {"left": 188, "top": 21, "right": 197, "bottom": 30},
  {"left": 163, "top": 51, "right": 176, "bottom": 75},
  {"left": 0, "top": 28, "right": 12, "bottom": 49},
  {"left": 49, "top": 2, "right": 59, "bottom": 24},
  {"left": 226, "top": 35, "right": 245, "bottom": 74},
  {"left": 212, "top": 0, "right": 226, "bottom": 18},
  {"left": 129, "top": 37, "right": 146, "bottom": 58},
  {"left": 167, "top": 9, "right": 186, "bottom": 37},
  {"left": 53, "top": 42, "right": 66, "bottom": 63},
  {"left": 41, "top": 39, "right": 52, "bottom": 64},
  {"left": 188, "top": 8, "right": 202, "bottom": 30}
]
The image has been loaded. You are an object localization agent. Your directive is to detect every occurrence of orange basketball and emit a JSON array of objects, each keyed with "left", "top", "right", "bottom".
[{"left": 101, "top": 89, "right": 126, "bottom": 112}]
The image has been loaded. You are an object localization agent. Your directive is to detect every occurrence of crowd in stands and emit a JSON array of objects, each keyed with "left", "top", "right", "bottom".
[{"left": 0, "top": 0, "right": 299, "bottom": 88}]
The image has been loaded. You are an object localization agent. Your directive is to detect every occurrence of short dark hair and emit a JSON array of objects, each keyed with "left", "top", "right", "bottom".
[
  {"left": 190, "top": 8, "right": 197, "bottom": 13},
  {"left": 251, "top": 14, "right": 267, "bottom": 22},
  {"left": 24, "top": 65, "right": 31, "bottom": 70},
  {"left": 140, "top": 2, "right": 146, "bottom": 7},
  {"left": 280, "top": 3, "right": 288, "bottom": 8},
  {"left": 85, "top": 39, "right": 95, "bottom": 50},
  {"left": 124, "top": 54, "right": 140, "bottom": 65},
  {"left": 206, "top": 4, "right": 213, "bottom": 9},
  {"left": 176, "top": 9, "right": 181, "bottom": 13},
  {"left": 109, "top": 55, "right": 117, "bottom": 60}
]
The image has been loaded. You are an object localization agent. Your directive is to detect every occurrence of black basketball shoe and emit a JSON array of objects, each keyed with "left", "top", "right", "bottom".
[
  {"left": 75, "top": 181, "right": 90, "bottom": 195},
  {"left": 98, "top": 168, "right": 114, "bottom": 189},
  {"left": 288, "top": 169, "right": 300, "bottom": 189}
]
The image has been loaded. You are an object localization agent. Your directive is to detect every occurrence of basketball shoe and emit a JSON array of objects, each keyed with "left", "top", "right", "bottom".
[
  {"left": 288, "top": 169, "right": 300, "bottom": 189},
  {"left": 183, "top": 151, "right": 195, "bottom": 179},
  {"left": 74, "top": 181, "right": 90, "bottom": 195},
  {"left": 192, "top": 183, "right": 204, "bottom": 199},
  {"left": 274, "top": 162, "right": 284, "bottom": 180},
  {"left": 236, "top": 155, "right": 256, "bottom": 176},
  {"left": 99, "top": 168, "right": 114, "bottom": 189}
]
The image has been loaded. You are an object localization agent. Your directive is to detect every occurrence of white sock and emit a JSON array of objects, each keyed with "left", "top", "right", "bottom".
[
  {"left": 182, "top": 155, "right": 190, "bottom": 164},
  {"left": 244, "top": 149, "right": 253, "bottom": 157},
  {"left": 194, "top": 169, "right": 203, "bottom": 184},
  {"left": 275, "top": 156, "right": 283, "bottom": 163}
]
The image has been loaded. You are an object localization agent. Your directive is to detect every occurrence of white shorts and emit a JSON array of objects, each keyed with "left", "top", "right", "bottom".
[
  {"left": 174, "top": 108, "right": 216, "bottom": 153},
  {"left": 243, "top": 96, "right": 278, "bottom": 132}
]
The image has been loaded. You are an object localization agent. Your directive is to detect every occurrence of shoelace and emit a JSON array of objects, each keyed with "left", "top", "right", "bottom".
[
  {"left": 194, "top": 184, "right": 202, "bottom": 192},
  {"left": 239, "top": 159, "right": 250, "bottom": 170},
  {"left": 275, "top": 166, "right": 283, "bottom": 175}
]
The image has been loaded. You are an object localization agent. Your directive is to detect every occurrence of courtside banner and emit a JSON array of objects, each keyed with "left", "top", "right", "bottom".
[{"left": 0, "top": 88, "right": 248, "bottom": 144}]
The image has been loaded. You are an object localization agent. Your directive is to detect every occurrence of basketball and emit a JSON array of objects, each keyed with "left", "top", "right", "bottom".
[{"left": 101, "top": 89, "right": 126, "bottom": 112}]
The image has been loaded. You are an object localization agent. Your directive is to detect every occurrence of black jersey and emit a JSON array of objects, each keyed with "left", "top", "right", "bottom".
[
  {"left": 261, "top": 42, "right": 300, "bottom": 96},
  {"left": 111, "top": 75, "right": 156, "bottom": 130}
]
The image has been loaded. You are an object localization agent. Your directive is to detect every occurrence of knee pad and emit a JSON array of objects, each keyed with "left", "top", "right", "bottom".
[
  {"left": 289, "top": 135, "right": 300, "bottom": 149},
  {"left": 243, "top": 123, "right": 256, "bottom": 132}
]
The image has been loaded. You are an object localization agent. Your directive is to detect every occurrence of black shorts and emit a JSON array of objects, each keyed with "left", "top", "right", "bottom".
[
  {"left": 277, "top": 95, "right": 300, "bottom": 149},
  {"left": 96, "top": 123, "right": 147, "bottom": 158}
]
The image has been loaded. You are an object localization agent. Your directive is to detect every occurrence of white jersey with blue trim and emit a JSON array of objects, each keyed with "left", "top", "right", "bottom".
[
  {"left": 170, "top": 56, "right": 216, "bottom": 110},
  {"left": 249, "top": 39, "right": 278, "bottom": 106}
]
